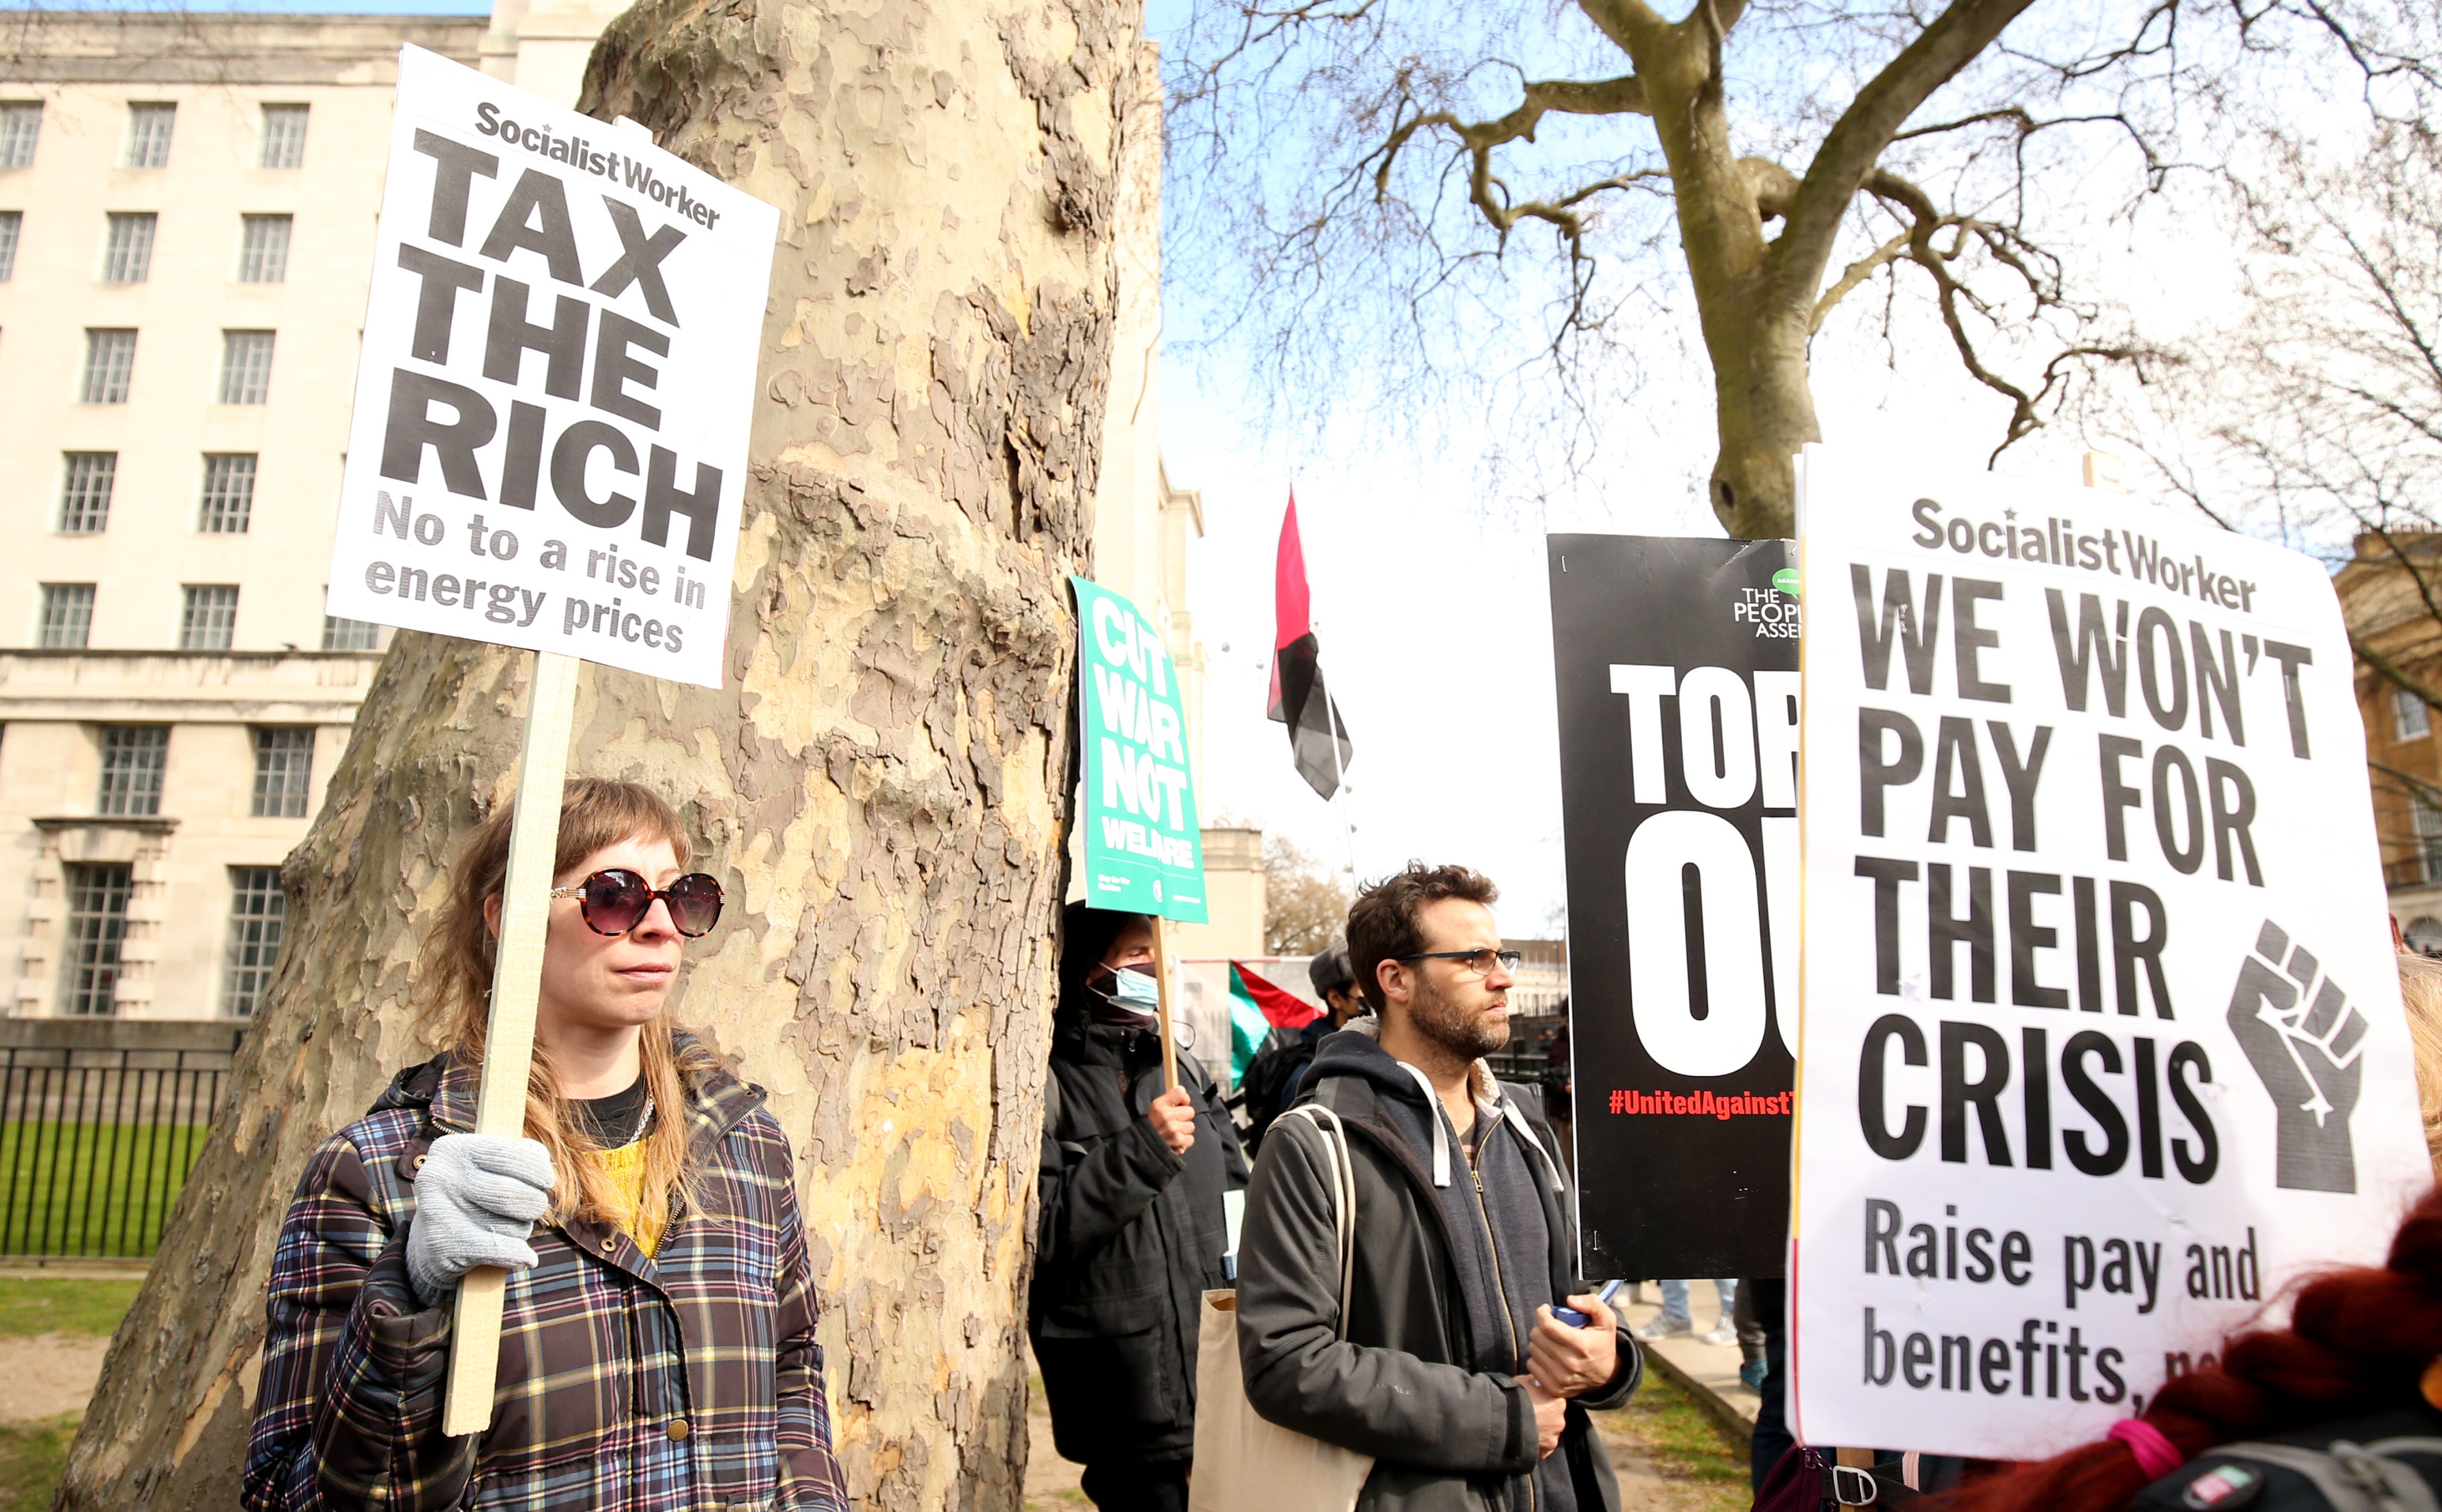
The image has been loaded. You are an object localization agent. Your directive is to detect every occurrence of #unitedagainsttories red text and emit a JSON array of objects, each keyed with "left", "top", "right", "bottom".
[{"left": 1608, "top": 1089, "right": 1793, "bottom": 1118}]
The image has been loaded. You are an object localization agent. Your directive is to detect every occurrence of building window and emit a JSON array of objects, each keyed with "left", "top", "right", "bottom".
[
  {"left": 81, "top": 329, "right": 135, "bottom": 403},
  {"left": 2397, "top": 687, "right": 2432, "bottom": 742},
  {"left": 59, "top": 863, "right": 133, "bottom": 1017},
  {"left": 39, "top": 584, "right": 94, "bottom": 648},
  {"left": 97, "top": 725, "right": 168, "bottom": 816},
  {"left": 237, "top": 214, "right": 289, "bottom": 283},
  {"left": 258, "top": 104, "right": 307, "bottom": 169},
  {"left": 0, "top": 210, "right": 19, "bottom": 279},
  {"left": 124, "top": 103, "right": 174, "bottom": 168},
  {"left": 321, "top": 615, "right": 380, "bottom": 652},
  {"left": 250, "top": 727, "right": 314, "bottom": 818},
  {"left": 58, "top": 453, "right": 116, "bottom": 533},
  {"left": 199, "top": 454, "right": 256, "bottom": 533},
  {"left": 0, "top": 102, "right": 40, "bottom": 168},
  {"left": 101, "top": 211, "right": 154, "bottom": 283},
  {"left": 222, "top": 866, "right": 287, "bottom": 1017},
  {"left": 180, "top": 585, "right": 238, "bottom": 650},
  {"left": 218, "top": 330, "right": 273, "bottom": 404},
  {"left": 2417, "top": 796, "right": 2442, "bottom": 884}
]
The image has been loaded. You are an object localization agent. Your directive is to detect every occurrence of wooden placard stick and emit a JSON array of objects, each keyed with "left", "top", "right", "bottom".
[
  {"left": 442, "top": 649, "right": 581, "bottom": 1437},
  {"left": 1149, "top": 914, "right": 1180, "bottom": 1094}
]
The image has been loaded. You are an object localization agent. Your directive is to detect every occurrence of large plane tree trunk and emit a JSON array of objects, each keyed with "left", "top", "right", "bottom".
[{"left": 57, "top": 0, "right": 1146, "bottom": 1505}]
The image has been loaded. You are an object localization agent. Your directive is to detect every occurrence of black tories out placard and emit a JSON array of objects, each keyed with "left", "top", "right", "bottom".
[
  {"left": 326, "top": 46, "right": 778, "bottom": 688},
  {"left": 1549, "top": 535, "right": 1800, "bottom": 1281},
  {"left": 1789, "top": 444, "right": 2431, "bottom": 1458}
]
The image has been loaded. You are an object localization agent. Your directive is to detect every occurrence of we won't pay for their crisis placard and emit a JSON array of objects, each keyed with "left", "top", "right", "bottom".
[
  {"left": 326, "top": 46, "right": 780, "bottom": 688},
  {"left": 1790, "top": 444, "right": 2433, "bottom": 1459}
]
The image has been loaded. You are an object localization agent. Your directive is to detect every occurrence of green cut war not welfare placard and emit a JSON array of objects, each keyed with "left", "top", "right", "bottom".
[{"left": 1072, "top": 575, "right": 1207, "bottom": 922}]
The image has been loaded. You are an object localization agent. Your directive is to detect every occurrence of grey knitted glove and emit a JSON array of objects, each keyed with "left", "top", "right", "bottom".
[{"left": 405, "top": 1133, "right": 555, "bottom": 1308}]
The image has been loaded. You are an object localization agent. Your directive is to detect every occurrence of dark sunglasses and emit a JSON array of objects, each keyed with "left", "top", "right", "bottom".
[{"left": 549, "top": 868, "right": 724, "bottom": 938}]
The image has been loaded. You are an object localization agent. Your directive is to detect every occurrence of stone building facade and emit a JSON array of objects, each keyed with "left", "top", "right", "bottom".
[
  {"left": 0, "top": 12, "right": 489, "bottom": 1020},
  {"left": 0, "top": 8, "right": 1240, "bottom": 1019},
  {"left": 2337, "top": 531, "right": 2442, "bottom": 952}
]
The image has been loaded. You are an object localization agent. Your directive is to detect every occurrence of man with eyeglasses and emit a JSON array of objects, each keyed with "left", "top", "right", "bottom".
[{"left": 1235, "top": 863, "right": 1639, "bottom": 1512}]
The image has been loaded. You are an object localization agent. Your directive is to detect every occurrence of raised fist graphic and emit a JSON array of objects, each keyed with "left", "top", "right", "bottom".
[{"left": 2226, "top": 920, "right": 2367, "bottom": 1193}]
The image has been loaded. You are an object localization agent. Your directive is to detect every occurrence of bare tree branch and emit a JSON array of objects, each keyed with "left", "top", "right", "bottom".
[
  {"left": 1812, "top": 228, "right": 1924, "bottom": 331},
  {"left": 2355, "top": 636, "right": 2442, "bottom": 715},
  {"left": 1852, "top": 167, "right": 2156, "bottom": 457},
  {"left": 1369, "top": 94, "right": 1667, "bottom": 250},
  {"left": 1772, "top": 0, "right": 2044, "bottom": 312},
  {"left": 2356, "top": 512, "right": 2442, "bottom": 645},
  {"left": 1573, "top": 0, "right": 1674, "bottom": 58},
  {"left": 2371, "top": 760, "right": 2442, "bottom": 814}
]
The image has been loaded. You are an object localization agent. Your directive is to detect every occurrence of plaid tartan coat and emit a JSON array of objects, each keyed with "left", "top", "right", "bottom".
[{"left": 243, "top": 1044, "right": 852, "bottom": 1512}]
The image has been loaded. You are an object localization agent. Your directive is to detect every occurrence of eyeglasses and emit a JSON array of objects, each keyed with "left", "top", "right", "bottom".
[
  {"left": 1396, "top": 948, "right": 1524, "bottom": 977},
  {"left": 549, "top": 869, "right": 724, "bottom": 938}
]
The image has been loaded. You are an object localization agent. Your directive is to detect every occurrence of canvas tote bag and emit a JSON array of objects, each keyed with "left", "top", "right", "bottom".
[{"left": 1188, "top": 1104, "right": 1376, "bottom": 1512}]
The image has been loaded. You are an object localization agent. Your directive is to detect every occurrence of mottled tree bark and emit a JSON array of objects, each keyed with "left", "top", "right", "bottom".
[{"left": 57, "top": 0, "right": 1145, "bottom": 1506}]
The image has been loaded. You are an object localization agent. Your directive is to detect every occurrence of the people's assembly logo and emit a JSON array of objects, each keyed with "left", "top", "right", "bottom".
[{"left": 1732, "top": 583, "right": 1802, "bottom": 640}]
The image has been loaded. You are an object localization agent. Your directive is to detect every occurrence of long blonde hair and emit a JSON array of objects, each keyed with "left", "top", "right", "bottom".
[{"left": 418, "top": 777, "right": 720, "bottom": 1237}]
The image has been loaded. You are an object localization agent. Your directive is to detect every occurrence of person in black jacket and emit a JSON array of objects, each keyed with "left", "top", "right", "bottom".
[{"left": 1032, "top": 903, "right": 1249, "bottom": 1512}]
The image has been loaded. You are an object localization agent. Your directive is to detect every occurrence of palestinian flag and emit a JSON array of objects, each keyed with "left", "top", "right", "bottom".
[
  {"left": 1227, "top": 961, "right": 1321, "bottom": 1082},
  {"left": 1268, "top": 493, "right": 1355, "bottom": 800}
]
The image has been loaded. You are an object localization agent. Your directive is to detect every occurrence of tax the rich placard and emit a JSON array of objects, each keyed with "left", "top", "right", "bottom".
[
  {"left": 325, "top": 45, "right": 779, "bottom": 689},
  {"left": 1073, "top": 576, "right": 1207, "bottom": 923},
  {"left": 1789, "top": 444, "right": 2430, "bottom": 1459},
  {"left": 1550, "top": 536, "right": 1800, "bottom": 1280}
]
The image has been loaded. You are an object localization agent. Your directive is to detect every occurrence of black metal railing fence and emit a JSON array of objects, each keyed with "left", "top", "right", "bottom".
[{"left": 2, "top": 1042, "right": 236, "bottom": 1258}]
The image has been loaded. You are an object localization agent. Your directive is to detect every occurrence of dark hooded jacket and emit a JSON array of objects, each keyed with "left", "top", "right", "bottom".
[
  {"left": 1030, "top": 905, "right": 1251, "bottom": 1467},
  {"left": 1235, "top": 1021, "right": 1638, "bottom": 1512}
]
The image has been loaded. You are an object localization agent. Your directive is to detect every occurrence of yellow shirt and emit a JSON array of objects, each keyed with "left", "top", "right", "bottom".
[{"left": 582, "top": 1138, "right": 667, "bottom": 1256}]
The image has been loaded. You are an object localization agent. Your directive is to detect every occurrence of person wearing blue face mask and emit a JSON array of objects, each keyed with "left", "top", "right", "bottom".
[{"left": 1031, "top": 903, "right": 1249, "bottom": 1511}]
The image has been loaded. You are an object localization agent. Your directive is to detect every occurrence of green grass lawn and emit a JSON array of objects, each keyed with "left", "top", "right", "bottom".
[
  {"left": 0, "top": 1278, "right": 143, "bottom": 1342},
  {"left": 0, "top": 1413, "right": 80, "bottom": 1512},
  {"left": 0, "top": 1121, "right": 208, "bottom": 1258},
  {"left": 0, "top": 1279, "right": 142, "bottom": 1512},
  {"left": 1596, "top": 1365, "right": 1754, "bottom": 1512}
]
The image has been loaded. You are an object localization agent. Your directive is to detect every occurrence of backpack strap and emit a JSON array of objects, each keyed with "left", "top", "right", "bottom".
[
  {"left": 2208, "top": 1440, "right": 2442, "bottom": 1512},
  {"left": 1042, "top": 1071, "right": 1088, "bottom": 1157},
  {"left": 1274, "top": 1103, "right": 1357, "bottom": 1335}
]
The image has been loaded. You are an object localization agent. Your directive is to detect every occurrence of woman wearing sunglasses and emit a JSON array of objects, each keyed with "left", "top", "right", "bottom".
[{"left": 244, "top": 778, "right": 849, "bottom": 1512}]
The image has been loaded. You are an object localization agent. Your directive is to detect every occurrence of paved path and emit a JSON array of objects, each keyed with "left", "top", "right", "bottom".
[
  {"left": 0, "top": 1335, "right": 107, "bottom": 1425},
  {"left": 1615, "top": 1286, "right": 1763, "bottom": 1445},
  {"left": 1021, "top": 1343, "right": 1089, "bottom": 1508}
]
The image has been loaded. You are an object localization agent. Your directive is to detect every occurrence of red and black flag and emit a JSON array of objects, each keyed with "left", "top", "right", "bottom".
[{"left": 1267, "top": 493, "right": 1354, "bottom": 800}]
